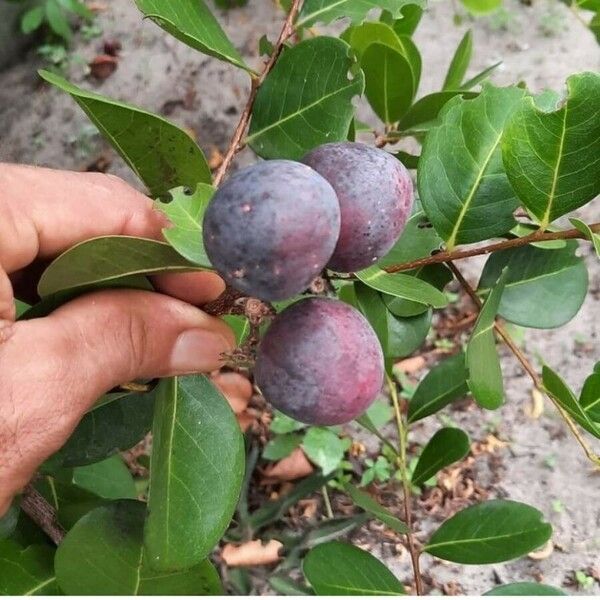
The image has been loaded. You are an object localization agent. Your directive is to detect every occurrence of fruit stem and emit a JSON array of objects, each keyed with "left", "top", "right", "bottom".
[
  {"left": 447, "top": 261, "right": 600, "bottom": 467},
  {"left": 387, "top": 373, "right": 423, "bottom": 595}
]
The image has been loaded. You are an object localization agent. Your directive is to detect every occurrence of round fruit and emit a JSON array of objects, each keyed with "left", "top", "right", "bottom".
[
  {"left": 254, "top": 297, "right": 384, "bottom": 425},
  {"left": 303, "top": 142, "right": 414, "bottom": 272},
  {"left": 203, "top": 160, "right": 341, "bottom": 301}
]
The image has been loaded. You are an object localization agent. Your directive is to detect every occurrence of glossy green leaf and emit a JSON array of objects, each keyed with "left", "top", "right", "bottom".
[
  {"left": 247, "top": 37, "right": 364, "bottom": 159},
  {"left": 304, "top": 541, "right": 405, "bottom": 595},
  {"left": 443, "top": 30, "right": 472, "bottom": 90},
  {"left": 580, "top": 371, "right": 600, "bottom": 422},
  {"left": 354, "top": 282, "right": 389, "bottom": 355},
  {"left": 38, "top": 236, "right": 198, "bottom": 297},
  {"left": 412, "top": 428, "right": 470, "bottom": 485},
  {"left": 467, "top": 270, "right": 507, "bottom": 410},
  {"left": 484, "top": 582, "right": 566, "bottom": 595},
  {"left": 270, "top": 411, "right": 306, "bottom": 434},
  {"left": 55, "top": 501, "right": 222, "bottom": 594},
  {"left": 460, "top": 0, "right": 502, "bottom": 14},
  {"left": 398, "top": 90, "right": 477, "bottom": 131},
  {"left": 502, "top": 72, "right": 600, "bottom": 227},
  {"left": 381, "top": 4, "right": 423, "bottom": 35},
  {"left": 0, "top": 541, "right": 58, "bottom": 595},
  {"left": 356, "top": 266, "right": 448, "bottom": 308},
  {"left": 344, "top": 484, "right": 409, "bottom": 533},
  {"left": 425, "top": 500, "right": 552, "bottom": 564},
  {"left": 157, "top": 184, "right": 214, "bottom": 266},
  {"left": 39, "top": 70, "right": 211, "bottom": 196},
  {"left": 144, "top": 376, "right": 244, "bottom": 571},
  {"left": 478, "top": 242, "right": 588, "bottom": 329},
  {"left": 419, "top": 84, "right": 525, "bottom": 249},
  {"left": 362, "top": 42, "right": 415, "bottom": 124},
  {"left": 542, "top": 366, "right": 600, "bottom": 438},
  {"left": 570, "top": 218, "right": 600, "bottom": 257},
  {"left": 72, "top": 455, "right": 137, "bottom": 500},
  {"left": 386, "top": 309, "right": 432, "bottom": 359},
  {"left": 297, "top": 0, "right": 423, "bottom": 27},
  {"left": 510, "top": 222, "right": 567, "bottom": 250},
  {"left": 50, "top": 390, "right": 155, "bottom": 468},
  {"left": 263, "top": 433, "right": 303, "bottom": 461},
  {"left": 46, "top": 0, "right": 71, "bottom": 40},
  {"left": 21, "top": 6, "right": 45, "bottom": 33},
  {"left": 408, "top": 352, "right": 469, "bottom": 422},
  {"left": 134, "top": 0, "right": 248, "bottom": 71}
]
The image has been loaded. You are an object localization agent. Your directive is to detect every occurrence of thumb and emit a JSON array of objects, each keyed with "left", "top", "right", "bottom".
[{"left": 0, "top": 289, "right": 235, "bottom": 509}]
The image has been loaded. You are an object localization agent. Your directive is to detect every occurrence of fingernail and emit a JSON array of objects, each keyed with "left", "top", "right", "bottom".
[{"left": 170, "top": 328, "right": 232, "bottom": 374}]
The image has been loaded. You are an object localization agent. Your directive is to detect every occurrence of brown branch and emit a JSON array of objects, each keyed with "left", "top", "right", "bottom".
[
  {"left": 447, "top": 261, "right": 600, "bottom": 466},
  {"left": 384, "top": 222, "right": 600, "bottom": 274},
  {"left": 213, "top": 0, "right": 304, "bottom": 186},
  {"left": 21, "top": 484, "right": 65, "bottom": 546}
]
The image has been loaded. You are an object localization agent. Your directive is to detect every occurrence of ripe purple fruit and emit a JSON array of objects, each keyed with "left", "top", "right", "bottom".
[
  {"left": 303, "top": 142, "right": 414, "bottom": 272},
  {"left": 254, "top": 297, "right": 384, "bottom": 425},
  {"left": 203, "top": 160, "right": 341, "bottom": 301}
]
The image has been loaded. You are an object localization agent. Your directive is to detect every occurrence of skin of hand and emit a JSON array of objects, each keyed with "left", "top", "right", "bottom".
[{"left": 0, "top": 163, "right": 236, "bottom": 516}]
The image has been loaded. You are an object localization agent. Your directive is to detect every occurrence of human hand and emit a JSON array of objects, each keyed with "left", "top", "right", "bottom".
[{"left": 0, "top": 164, "right": 235, "bottom": 515}]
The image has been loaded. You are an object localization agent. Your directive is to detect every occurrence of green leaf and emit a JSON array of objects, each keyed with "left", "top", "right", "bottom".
[
  {"left": 418, "top": 84, "right": 525, "bottom": 249},
  {"left": 484, "top": 582, "right": 566, "bottom": 595},
  {"left": 247, "top": 37, "right": 364, "bottom": 160},
  {"left": 467, "top": 270, "right": 507, "bottom": 409},
  {"left": 302, "top": 428, "right": 350, "bottom": 475},
  {"left": 408, "top": 352, "right": 469, "bottom": 422},
  {"left": 263, "top": 433, "right": 303, "bottom": 461},
  {"left": 478, "top": 242, "right": 588, "bottom": 329},
  {"left": 364, "top": 398, "right": 393, "bottom": 428},
  {"left": 344, "top": 484, "right": 409, "bottom": 533},
  {"left": 72, "top": 455, "right": 137, "bottom": 500},
  {"left": 21, "top": 6, "right": 45, "bottom": 34},
  {"left": 443, "top": 30, "right": 472, "bottom": 90},
  {"left": 356, "top": 266, "right": 448, "bottom": 308},
  {"left": 156, "top": 184, "right": 214, "bottom": 266},
  {"left": 425, "top": 499, "right": 552, "bottom": 564},
  {"left": 381, "top": 4, "right": 423, "bottom": 35},
  {"left": 144, "top": 376, "right": 244, "bottom": 571},
  {"left": 45, "top": 0, "right": 71, "bottom": 40},
  {"left": 354, "top": 282, "right": 389, "bottom": 357},
  {"left": 303, "top": 541, "right": 405, "bottom": 595},
  {"left": 361, "top": 42, "right": 415, "bottom": 124},
  {"left": 57, "top": 0, "right": 94, "bottom": 19},
  {"left": 398, "top": 90, "right": 477, "bottom": 131},
  {"left": 411, "top": 428, "right": 470, "bottom": 485},
  {"left": 460, "top": 0, "right": 502, "bottom": 14},
  {"left": 134, "top": 0, "right": 249, "bottom": 71},
  {"left": 542, "top": 365, "right": 600, "bottom": 438},
  {"left": 461, "top": 61, "right": 502, "bottom": 90},
  {"left": 502, "top": 72, "right": 600, "bottom": 227},
  {"left": 570, "top": 218, "right": 600, "bottom": 258},
  {"left": 0, "top": 504, "right": 19, "bottom": 540},
  {"left": 55, "top": 501, "right": 222, "bottom": 594},
  {"left": 580, "top": 370, "right": 600, "bottom": 422},
  {"left": 39, "top": 70, "right": 211, "bottom": 196},
  {"left": 297, "top": 0, "right": 424, "bottom": 27},
  {"left": 0, "top": 541, "right": 58, "bottom": 595},
  {"left": 270, "top": 410, "right": 306, "bottom": 434},
  {"left": 50, "top": 390, "right": 155, "bottom": 468},
  {"left": 387, "top": 309, "right": 432, "bottom": 359},
  {"left": 38, "top": 236, "right": 198, "bottom": 297}
]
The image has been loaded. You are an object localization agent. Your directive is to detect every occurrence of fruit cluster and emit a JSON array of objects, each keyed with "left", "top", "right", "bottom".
[{"left": 203, "top": 142, "right": 414, "bottom": 425}]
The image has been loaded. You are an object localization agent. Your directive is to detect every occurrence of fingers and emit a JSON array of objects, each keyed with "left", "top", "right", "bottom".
[
  {"left": 153, "top": 271, "right": 226, "bottom": 306},
  {"left": 0, "top": 289, "right": 235, "bottom": 510}
]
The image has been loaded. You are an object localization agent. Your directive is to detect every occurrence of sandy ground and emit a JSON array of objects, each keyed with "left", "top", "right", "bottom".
[{"left": 0, "top": 0, "right": 599, "bottom": 594}]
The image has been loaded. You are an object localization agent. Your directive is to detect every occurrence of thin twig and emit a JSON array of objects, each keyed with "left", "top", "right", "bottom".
[
  {"left": 387, "top": 374, "right": 423, "bottom": 595},
  {"left": 384, "top": 222, "right": 600, "bottom": 274},
  {"left": 321, "top": 486, "right": 334, "bottom": 519},
  {"left": 213, "top": 0, "right": 304, "bottom": 186},
  {"left": 447, "top": 261, "right": 600, "bottom": 466},
  {"left": 20, "top": 484, "right": 65, "bottom": 546}
]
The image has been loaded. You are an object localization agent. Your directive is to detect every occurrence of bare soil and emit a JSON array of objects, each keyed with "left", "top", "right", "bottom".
[{"left": 0, "top": 0, "right": 598, "bottom": 594}]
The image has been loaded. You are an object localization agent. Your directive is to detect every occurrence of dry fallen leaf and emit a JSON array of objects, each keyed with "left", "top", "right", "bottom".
[
  {"left": 262, "top": 448, "right": 314, "bottom": 482},
  {"left": 528, "top": 539, "right": 554, "bottom": 561},
  {"left": 209, "top": 146, "right": 225, "bottom": 170},
  {"left": 89, "top": 55, "right": 118, "bottom": 80},
  {"left": 395, "top": 355, "right": 426, "bottom": 374},
  {"left": 212, "top": 371, "right": 252, "bottom": 414},
  {"left": 221, "top": 539, "right": 283, "bottom": 567}
]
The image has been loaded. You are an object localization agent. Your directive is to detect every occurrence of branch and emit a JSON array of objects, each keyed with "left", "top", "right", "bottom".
[
  {"left": 21, "top": 484, "right": 65, "bottom": 546},
  {"left": 446, "top": 261, "right": 600, "bottom": 467},
  {"left": 384, "top": 222, "right": 600, "bottom": 274},
  {"left": 213, "top": 0, "right": 304, "bottom": 186}
]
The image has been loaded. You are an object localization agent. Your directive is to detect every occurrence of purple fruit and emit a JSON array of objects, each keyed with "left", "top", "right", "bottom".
[
  {"left": 203, "top": 160, "right": 341, "bottom": 301},
  {"left": 254, "top": 297, "right": 384, "bottom": 425},
  {"left": 303, "top": 142, "right": 414, "bottom": 272}
]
